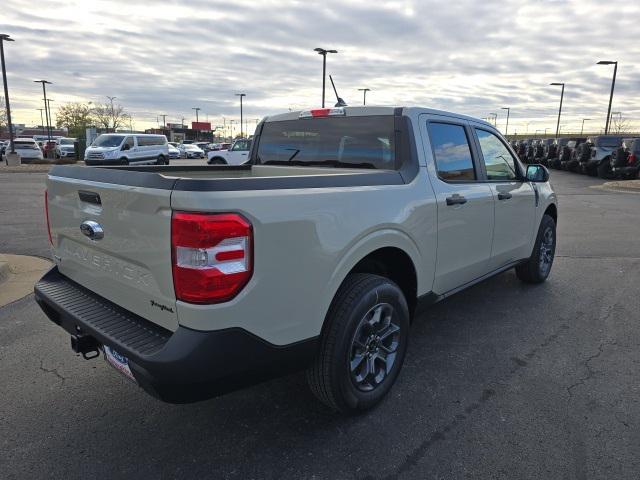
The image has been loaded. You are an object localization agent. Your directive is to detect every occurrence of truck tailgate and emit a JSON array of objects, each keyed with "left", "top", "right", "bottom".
[{"left": 46, "top": 175, "right": 178, "bottom": 331}]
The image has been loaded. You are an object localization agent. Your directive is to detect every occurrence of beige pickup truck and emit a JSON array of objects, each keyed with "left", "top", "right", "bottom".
[{"left": 35, "top": 106, "right": 557, "bottom": 412}]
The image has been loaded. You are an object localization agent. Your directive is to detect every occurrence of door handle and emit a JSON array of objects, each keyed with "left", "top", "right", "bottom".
[
  {"left": 497, "top": 192, "right": 512, "bottom": 200},
  {"left": 446, "top": 194, "right": 467, "bottom": 206}
]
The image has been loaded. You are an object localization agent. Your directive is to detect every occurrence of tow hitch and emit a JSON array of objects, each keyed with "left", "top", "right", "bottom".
[{"left": 71, "top": 334, "right": 100, "bottom": 360}]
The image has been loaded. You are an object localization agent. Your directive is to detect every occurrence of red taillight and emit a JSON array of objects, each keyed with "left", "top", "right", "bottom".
[
  {"left": 299, "top": 107, "right": 346, "bottom": 118},
  {"left": 628, "top": 153, "right": 636, "bottom": 165},
  {"left": 171, "top": 212, "right": 253, "bottom": 304},
  {"left": 45, "top": 190, "right": 53, "bottom": 245}
]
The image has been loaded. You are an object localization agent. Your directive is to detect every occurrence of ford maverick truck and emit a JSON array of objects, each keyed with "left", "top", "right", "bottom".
[{"left": 35, "top": 106, "right": 558, "bottom": 412}]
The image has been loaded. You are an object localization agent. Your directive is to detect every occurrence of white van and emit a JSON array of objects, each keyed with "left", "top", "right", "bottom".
[
  {"left": 84, "top": 134, "right": 169, "bottom": 166},
  {"left": 5, "top": 138, "right": 44, "bottom": 163}
]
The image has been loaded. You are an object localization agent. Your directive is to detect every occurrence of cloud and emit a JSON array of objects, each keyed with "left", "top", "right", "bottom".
[{"left": 0, "top": 0, "right": 638, "bottom": 133}]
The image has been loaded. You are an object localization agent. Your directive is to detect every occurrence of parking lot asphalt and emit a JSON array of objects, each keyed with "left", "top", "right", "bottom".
[{"left": 1, "top": 169, "right": 639, "bottom": 479}]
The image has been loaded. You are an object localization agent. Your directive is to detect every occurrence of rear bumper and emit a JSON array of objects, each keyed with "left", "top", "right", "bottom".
[{"left": 34, "top": 267, "right": 318, "bottom": 403}]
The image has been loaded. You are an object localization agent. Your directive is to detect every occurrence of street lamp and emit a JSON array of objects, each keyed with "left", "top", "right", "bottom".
[
  {"left": 235, "top": 93, "right": 246, "bottom": 138},
  {"left": 489, "top": 113, "right": 498, "bottom": 127},
  {"left": 610, "top": 111, "right": 622, "bottom": 133},
  {"left": 358, "top": 88, "right": 371, "bottom": 106},
  {"left": 314, "top": 47, "right": 337, "bottom": 108},
  {"left": 0, "top": 33, "right": 15, "bottom": 159},
  {"left": 160, "top": 114, "right": 167, "bottom": 128},
  {"left": 549, "top": 82, "right": 565, "bottom": 139},
  {"left": 34, "top": 79, "right": 52, "bottom": 142},
  {"left": 501, "top": 107, "right": 510, "bottom": 135},
  {"left": 597, "top": 60, "right": 617, "bottom": 134},
  {"left": 580, "top": 118, "right": 591, "bottom": 135},
  {"left": 37, "top": 108, "right": 45, "bottom": 136}
]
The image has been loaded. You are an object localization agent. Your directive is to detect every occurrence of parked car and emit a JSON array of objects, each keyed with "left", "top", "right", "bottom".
[
  {"left": 610, "top": 138, "right": 640, "bottom": 179},
  {"left": 84, "top": 134, "right": 169, "bottom": 165},
  {"left": 577, "top": 135, "right": 623, "bottom": 177},
  {"left": 6, "top": 137, "right": 44, "bottom": 163},
  {"left": 195, "top": 142, "right": 212, "bottom": 153},
  {"left": 207, "top": 139, "right": 252, "bottom": 165},
  {"left": 516, "top": 139, "right": 530, "bottom": 161},
  {"left": 558, "top": 138, "right": 586, "bottom": 170},
  {"left": 538, "top": 139, "right": 555, "bottom": 166},
  {"left": 55, "top": 138, "right": 77, "bottom": 160},
  {"left": 525, "top": 140, "right": 540, "bottom": 164},
  {"left": 179, "top": 143, "right": 205, "bottom": 159},
  {"left": 36, "top": 106, "right": 557, "bottom": 412},
  {"left": 548, "top": 138, "right": 570, "bottom": 169},
  {"left": 167, "top": 143, "right": 181, "bottom": 160}
]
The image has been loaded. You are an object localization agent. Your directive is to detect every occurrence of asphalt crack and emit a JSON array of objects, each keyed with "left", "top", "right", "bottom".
[
  {"left": 566, "top": 341, "right": 615, "bottom": 398},
  {"left": 374, "top": 322, "right": 569, "bottom": 480},
  {"left": 39, "top": 359, "right": 67, "bottom": 385}
]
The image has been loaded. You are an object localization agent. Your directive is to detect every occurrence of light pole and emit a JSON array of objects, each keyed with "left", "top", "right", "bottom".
[
  {"left": 501, "top": 107, "right": 510, "bottom": 135},
  {"left": 0, "top": 33, "right": 15, "bottom": 159},
  {"left": 192, "top": 107, "right": 200, "bottom": 140},
  {"left": 235, "top": 93, "right": 246, "bottom": 138},
  {"left": 597, "top": 60, "right": 617, "bottom": 134},
  {"left": 580, "top": 118, "right": 590, "bottom": 135},
  {"left": 550, "top": 82, "right": 564, "bottom": 139},
  {"left": 160, "top": 114, "right": 167, "bottom": 128},
  {"left": 525, "top": 121, "right": 531, "bottom": 135},
  {"left": 106, "top": 96, "right": 117, "bottom": 131},
  {"left": 229, "top": 119, "right": 235, "bottom": 139},
  {"left": 358, "top": 88, "right": 371, "bottom": 105},
  {"left": 34, "top": 80, "right": 52, "bottom": 142},
  {"left": 490, "top": 113, "right": 498, "bottom": 127},
  {"left": 610, "top": 111, "right": 622, "bottom": 133},
  {"left": 314, "top": 47, "right": 337, "bottom": 108},
  {"left": 544, "top": 128, "right": 549, "bottom": 136},
  {"left": 37, "top": 108, "right": 45, "bottom": 135}
]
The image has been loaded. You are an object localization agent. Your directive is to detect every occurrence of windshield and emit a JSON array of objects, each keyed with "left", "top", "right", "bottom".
[
  {"left": 92, "top": 135, "right": 125, "bottom": 147},
  {"left": 185, "top": 145, "right": 200, "bottom": 150},
  {"left": 256, "top": 116, "right": 396, "bottom": 169},
  {"left": 14, "top": 142, "right": 39, "bottom": 150},
  {"left": 59, "top": 138, "right": 76, "bottom": 145}
]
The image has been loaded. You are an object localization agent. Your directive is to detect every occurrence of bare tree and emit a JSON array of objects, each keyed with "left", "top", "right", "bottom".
[
  {"left": 92, "top": 101, "right": 128, "bottom": 131},
  {"left": 56, "top": 102, "right": 94, "bottom": 138},
  {"left": 611, "top": 116, "right": 631, "bottom": 134}
]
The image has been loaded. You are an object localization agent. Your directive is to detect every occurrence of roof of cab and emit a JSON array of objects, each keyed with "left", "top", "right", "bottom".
[{"left": 264, "top": 106, "right": 493, "bottom": 128}]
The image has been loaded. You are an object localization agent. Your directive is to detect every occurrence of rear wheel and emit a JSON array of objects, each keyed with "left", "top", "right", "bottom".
[
  {"left": 209, "top": 157, "right": 227, "bottom": 165},
  {"left": 597, "top": 160, "right": 613, "bottom": 179},
  {"left": 120, "top": 157, "right": 129, "bottom": 165},
  {"left": 307, "top": 274, "right": 410, "bottom": 413},
  {"left": 156, "top": 155, "right": 167, "bottom": 165},
  {"left": 516, "top": 214, "right": 556, "bottom": 284}
]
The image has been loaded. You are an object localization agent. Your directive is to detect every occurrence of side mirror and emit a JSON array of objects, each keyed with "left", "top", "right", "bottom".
[
  {"left": 526, "top": 164, "right": 549, "bottom": 182},
  {"left": 122, "top": 144, "right": 130, "bottom": 151}
]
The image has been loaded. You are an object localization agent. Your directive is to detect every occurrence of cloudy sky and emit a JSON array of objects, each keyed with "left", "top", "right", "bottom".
[{"left": 1, "top": 0, "right": 639, "bottom": 134}]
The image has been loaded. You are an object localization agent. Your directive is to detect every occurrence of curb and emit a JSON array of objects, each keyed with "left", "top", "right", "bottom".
[{"left": 0, "top": 254, "right": 53, "bottom": 308}]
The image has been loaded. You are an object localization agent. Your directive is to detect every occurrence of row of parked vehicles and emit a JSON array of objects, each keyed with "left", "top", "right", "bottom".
[
  {"left": 0, "top": 137, "right": 78, "bottom": 162},
  {"left": 510, "top": 135, "right": 640, "bottom": 179},
  {"left": 82, "top": 133, "right": 251, "bottom": 166}
]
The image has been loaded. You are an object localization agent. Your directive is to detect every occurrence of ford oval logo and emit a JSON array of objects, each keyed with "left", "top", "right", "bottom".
[{"left": 80, "top": 220, "right": 104, "bottom": 241}]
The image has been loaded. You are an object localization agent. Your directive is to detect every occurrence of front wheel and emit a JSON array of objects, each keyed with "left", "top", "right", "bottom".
[
  {"left": 516, "top": 214, "right": 556, "bottom": 284},
  {"left": 209, "top": 157, "right": 227, "bottom": 165},
  {"left": 597, "top": 160, "right": 613, "bottom": 179},
  {"left": 307, "top": 274, "right": 410, "bottom": 413}
]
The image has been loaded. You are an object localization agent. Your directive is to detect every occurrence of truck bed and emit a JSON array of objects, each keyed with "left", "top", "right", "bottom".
[{"left": 49, "top": 164, "right": 406, "bottom": 191}]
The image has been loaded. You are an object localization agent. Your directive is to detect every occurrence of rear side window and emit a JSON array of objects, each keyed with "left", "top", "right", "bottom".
[
  {"left": 428, "top": 122, "right": 476, "bottom": 181},
  {"left": 475, "top": 129, "right": 518, "bottom": 181},
  {"left": 256, "top": 116, "right": 395, "bottom": 169}
]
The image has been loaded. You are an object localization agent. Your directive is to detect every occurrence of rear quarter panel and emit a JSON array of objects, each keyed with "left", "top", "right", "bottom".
[{"left": 171, "top": 169, "right": 437, "bottom": 346}]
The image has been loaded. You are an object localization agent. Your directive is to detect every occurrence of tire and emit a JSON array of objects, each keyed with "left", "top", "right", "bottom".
[
  {"left": 307, "top": 273, "right": 410, "bottom": 413},
  {"left": 597, "top": 160, "right": 613, "bottom": 179},
  {"left": 156, "top": 155, "right": 167, "bottom": 165},
  {"left": 120, "top": 157, "right": 129, "bottom": 165},
  {"left": 516, "top": 214, "right": 556, "bottom": 284},
  {"left": 209, "top": 157, "right": 227, "bottom": 165}
]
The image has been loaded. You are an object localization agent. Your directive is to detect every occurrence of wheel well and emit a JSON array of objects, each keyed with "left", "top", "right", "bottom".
[
  {"left": 544, "top": 204, "right": 557, "bottom": 224},
  {"left": 349, "top": 247, "right": 417, "bottom": 315},
  {"left": 211, "top": 156, "right": 227, "bottom": 163}
]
